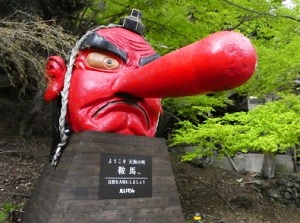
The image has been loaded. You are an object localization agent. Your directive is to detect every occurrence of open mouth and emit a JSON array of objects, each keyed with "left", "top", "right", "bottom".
[{"left": 92, "top": 100, "right": 150, "bottom": 129}]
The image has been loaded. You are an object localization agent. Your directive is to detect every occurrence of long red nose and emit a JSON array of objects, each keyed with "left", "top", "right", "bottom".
[{"left": 112, "top": 31, "right": 257, "bottom": 98}]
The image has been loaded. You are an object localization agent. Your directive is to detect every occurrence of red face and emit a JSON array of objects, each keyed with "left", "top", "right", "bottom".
[{"left": 45, "top": 28, "right": 162, "bottom": 137}]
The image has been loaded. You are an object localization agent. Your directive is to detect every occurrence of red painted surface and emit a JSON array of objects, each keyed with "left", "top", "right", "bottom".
[
  {"left": 112, "top": 31, "right": 257, "bottom": 98},
  {"left": 44, "top": 28, "right": 257, "bottom": 137},
  {"left": 44, "top": 56, "right": 66, "bottom": 102}
]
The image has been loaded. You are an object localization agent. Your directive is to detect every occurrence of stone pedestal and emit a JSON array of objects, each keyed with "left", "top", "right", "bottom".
[{"left": 23, "top": 131, "right": 184, "bottom": 222}]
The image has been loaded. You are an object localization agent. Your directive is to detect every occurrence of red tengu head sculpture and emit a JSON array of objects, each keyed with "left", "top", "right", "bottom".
[
  {"left": 45, "top": 11, "right": 162, "bottom": 140},
  {"left": 44, "top": 9, "right": 257, "bottom": 166},
  {"left": 46, "top": 27, "right": 161, "bottom": 136}
]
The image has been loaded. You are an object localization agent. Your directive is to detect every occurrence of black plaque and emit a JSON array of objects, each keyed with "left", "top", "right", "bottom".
[{"left": 99, "top": 153, "right": 152, "bottom": 199}]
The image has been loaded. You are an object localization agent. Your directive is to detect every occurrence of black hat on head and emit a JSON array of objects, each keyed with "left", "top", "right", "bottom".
[{"left": 119, "top": 9, "right": 145, "bottom": 35}]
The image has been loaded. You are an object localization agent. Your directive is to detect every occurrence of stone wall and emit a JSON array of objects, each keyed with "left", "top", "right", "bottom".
[
  {"left": 263, "top": 175, "right": 300, "bottom": 207},
  {"left": 176, "top": 146, "right": 296, "bottom": 174}
]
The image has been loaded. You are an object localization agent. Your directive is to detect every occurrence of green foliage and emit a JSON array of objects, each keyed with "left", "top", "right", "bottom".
[
  {"left": 227, "top": 0, "right": 300, "bottom": 96},
  {"left": 0, "top": 212, "right": 5, "bottom": 221},
  {"left": 0, "top": 202, "right": 20, "bottom": 221},
  {"left": 162, "top": 93, "right": 232, "bottom": 122},
  {"left": 172, "top": 94, "right": 300, "bottom": 161}
]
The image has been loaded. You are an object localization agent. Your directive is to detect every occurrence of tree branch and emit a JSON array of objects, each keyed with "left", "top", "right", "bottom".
[{"left": 222, "top": 0, "right": 300, "bottom": 22}]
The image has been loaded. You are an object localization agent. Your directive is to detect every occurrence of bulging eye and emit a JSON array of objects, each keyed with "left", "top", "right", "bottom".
[
  {"left": 103, "top": 58, "right": 116, "bottom": 68},
  {"left": 86, "top": 52, "right": 120, "bottom": 70}
]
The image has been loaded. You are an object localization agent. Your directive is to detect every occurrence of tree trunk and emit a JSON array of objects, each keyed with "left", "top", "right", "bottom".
[{"left": 261, "top": 152, "right": 276, "bottom": 179}]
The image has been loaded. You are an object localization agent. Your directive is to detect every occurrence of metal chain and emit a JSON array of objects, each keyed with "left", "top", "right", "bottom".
[{"left": 51, "top": 24, "right": 121, "bottom": 167}]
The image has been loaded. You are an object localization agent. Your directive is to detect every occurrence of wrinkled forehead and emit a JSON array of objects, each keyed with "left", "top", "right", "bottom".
[{"left": 79, "top": 27, "right": 159, "bottom": 67}]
